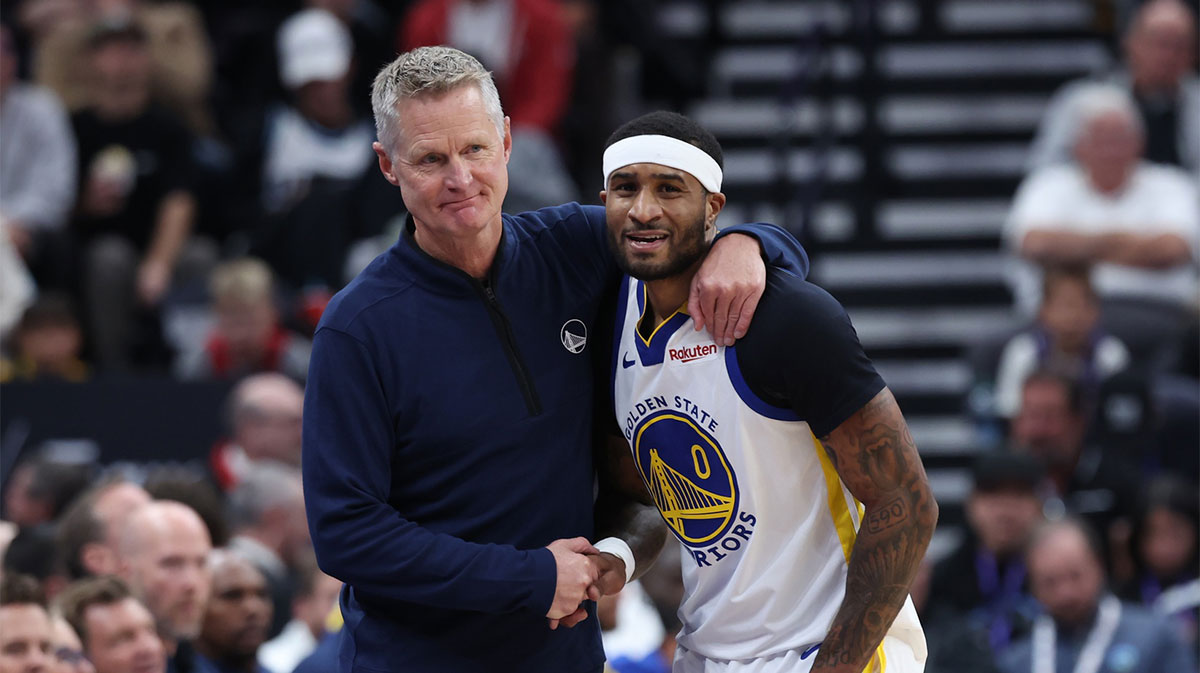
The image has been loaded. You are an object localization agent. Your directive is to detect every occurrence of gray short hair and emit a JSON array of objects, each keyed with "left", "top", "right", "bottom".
[
  {"left": 371, "top": 46, "right": 505, "bottom": 157},
  {"left": 227, "top": 463, "right": 303, "bottom": 530},
  {"left": 1071, "top": 83, "right": 1145, "bottom": 144}
]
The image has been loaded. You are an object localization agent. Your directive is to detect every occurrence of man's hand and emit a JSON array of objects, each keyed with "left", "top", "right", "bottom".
[
  {"left": 689, "top": 233, "right": 766, "bottom": 347},
  {"left": 551, "top": 551, "right": 628, "bottom": 630},
  {"left": 545, "top": 537, "right": 599, "bottom": 625}
]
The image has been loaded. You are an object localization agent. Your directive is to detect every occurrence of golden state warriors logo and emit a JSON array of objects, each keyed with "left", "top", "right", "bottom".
[{"left": 633, "top": 410, "right": 739, "bottom": 546}]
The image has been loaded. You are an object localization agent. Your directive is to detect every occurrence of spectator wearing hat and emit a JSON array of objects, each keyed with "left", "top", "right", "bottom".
[
  {"left": 925, "top": 453, "right": 1046, "bottom": 671},
  {"left": 249, "top": 8, "right": 387, "bottom": 294}
]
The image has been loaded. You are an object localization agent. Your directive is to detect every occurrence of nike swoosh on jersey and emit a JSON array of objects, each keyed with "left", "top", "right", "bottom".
[{"left": 622, "top": 353, "right": 636, "bottom": 369}]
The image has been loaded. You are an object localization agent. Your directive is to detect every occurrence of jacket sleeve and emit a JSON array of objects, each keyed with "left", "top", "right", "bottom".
[
  {"left": 715, "top": 222, "right": 811, "bottom": 279},
  {"left": 302, "top": 326, "right": 558, "bottom": 615}
]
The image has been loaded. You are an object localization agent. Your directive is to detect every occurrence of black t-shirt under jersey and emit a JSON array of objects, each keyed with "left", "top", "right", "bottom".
[{"left": 734, "top": 268, "right": 885, "bottom": 438}]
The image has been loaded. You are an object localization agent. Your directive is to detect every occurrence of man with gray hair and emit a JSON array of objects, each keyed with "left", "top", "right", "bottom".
[
  {"left": 1029, "top": 0, "right": 1199, "bottom": 176},
  {"left": 1005, "top": 83, "right": 1198, "bottom": 328},
  {"left": 228, "top": 464, "right": 308, "bottom": 638},
  {"left": 999, "top": 517, "right": 1195, "bottom": 673},
  {"left": 303, "top": 45, "right": 807, "bottom": 672}
]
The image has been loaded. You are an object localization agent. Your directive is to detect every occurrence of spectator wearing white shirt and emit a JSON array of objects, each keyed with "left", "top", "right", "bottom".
[
  {"left": 1006, "top": 84, "right": 1198, "bottom": 357},
  {"left": 1028, "top": 0, "right": 1199, "bottom": 177},
  {"left": 0, "top": 24, "right": 77, "bottom": 286}
]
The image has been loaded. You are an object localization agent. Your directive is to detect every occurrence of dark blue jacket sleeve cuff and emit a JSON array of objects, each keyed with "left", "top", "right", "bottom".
[{"left": 525, "top": 547, "right": 559, "bottom": 616}]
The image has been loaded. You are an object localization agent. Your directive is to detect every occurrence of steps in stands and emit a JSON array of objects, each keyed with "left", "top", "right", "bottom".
[{"left": 655, "top": 0, "right": 1114, "bottom": 536}]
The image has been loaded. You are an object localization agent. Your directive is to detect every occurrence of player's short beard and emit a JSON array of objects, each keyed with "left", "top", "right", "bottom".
[{"left": 610, "top": 211, "right": 710, "bottom": 281}]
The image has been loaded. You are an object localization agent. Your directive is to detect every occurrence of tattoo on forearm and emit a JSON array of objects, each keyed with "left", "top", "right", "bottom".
[
  {"left": 812, "top": 390, "right": 937, "bottom": 672},
  {"left": 864, "top": 497, "right": 909, "bottom": 534}
]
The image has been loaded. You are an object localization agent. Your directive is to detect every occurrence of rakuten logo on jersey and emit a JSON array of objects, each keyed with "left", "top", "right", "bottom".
[{"left": 669, "top": 343, "right": 719, "bottom": 363}]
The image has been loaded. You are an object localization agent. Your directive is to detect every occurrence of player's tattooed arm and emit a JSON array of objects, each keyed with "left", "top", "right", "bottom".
[{"left": 812, "top": 387, "right": 938, "bottom": 672}]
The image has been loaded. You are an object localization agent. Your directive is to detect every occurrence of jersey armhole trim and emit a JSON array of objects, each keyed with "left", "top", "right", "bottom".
[{"left": 723, "top": 347, "right": 801, "bottom": 422}]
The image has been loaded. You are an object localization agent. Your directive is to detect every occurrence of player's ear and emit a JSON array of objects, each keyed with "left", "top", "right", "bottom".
[
  {"left": 599, "top": 190, "right": 607, "bottom": 205},
  {"left": 706, "top": 191, "right": 726, "bottom": 227}
]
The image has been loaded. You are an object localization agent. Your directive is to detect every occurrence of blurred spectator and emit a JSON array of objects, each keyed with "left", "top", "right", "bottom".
[
  {"left": 1, "top": 448, "right": 95, "bottom": 529},
  {"left": 249, "top": 9, "right": 381, "bottom": 292},
  {"left": 1009, "top": 372, "right": 1138, "bottom": 541},
  {"left": 287, "top": 630, "right": 338, "bottom": 673},
  {"left": 0, "top": 217, "right": 36, "bottom": 343},
  {"left": 1, "top": 294, "right": 89, "bottom": 383},
  {"left": 0, "top": 23, "right": 77, "bottom": 282},
  {"left": 210, "top": 374, "right": 304, "bottom": 493},
  {"left": 925, "top": 453, "right": 1045, "bottom": 670},
  {"left": 144, "top": 466, "right": 231, "bottom": 548},
  {"left": 0, "top": 574, "right": 54, "bottom": 673},
  {"left": 48, "top": 613, "right": 96, "bottom": 673},
  {"left": 1117, "top": 476, "right": 1199, "bottom": 649},
  {"left": 26, "top": 0, "right": 214, "bottom": 136},
  {"left": 597, "top": 581, "right": 663, "bottom": 665},
  {"left": 1000, "top": 517, "right": 1196, "bottom": 673},
  {"left": 3, "top": 525, "right": 68, "bottom": 600},
  {"left": 176, "top": 259, "right": 311, "bottom": 383},
  {"left": 992, "top": 266, "right": 1129, "bottom": 419},
  {"left": 117, "top": 501, "right": 212, "bottom": 673},
  {"left": 610, "top": 548, "right": 683, "bottom": 673},
  {"left": 227, "top": 465, "right": 308, "bottom": 640},
  {"left": 194, "top": 552, "right": 273, "bottom": 673},
  {"left": 57, "top": 576, "right": 167, "bottom": 673},
  {"left": 401, "top": 0, "right": 579, "bottom": 212},
  {"left": 71, "top": 18, "right": 216, "bottom": 373},
  {"left": 257, "top": 559, "right": 340, "bottom": 673},
  {"left": 1030, "top": 0, "right": 1199, "bottom": 176},
  {"left": 302, "top": 0, "right": 394, "bottom": 116},
  {"left": 1007, "top": 84, "right": 1199, "bottom": 320},
  {"left": 55, "top": 478, "right": 150, "bottom": 580}
]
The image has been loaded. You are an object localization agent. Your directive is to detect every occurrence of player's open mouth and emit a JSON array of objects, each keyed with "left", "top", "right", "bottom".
[{"left": 626, "top": 231, "right": 668, "bottom": 251}]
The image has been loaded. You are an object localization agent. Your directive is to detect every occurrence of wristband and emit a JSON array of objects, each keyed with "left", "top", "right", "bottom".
[{"left": 593, "top": 537, "right": 635, "bottom": 584}]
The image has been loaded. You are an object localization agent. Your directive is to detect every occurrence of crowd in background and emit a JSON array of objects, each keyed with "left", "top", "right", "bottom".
[{"left": 1, "top": 0, "right": 1198, "bottom": 672}]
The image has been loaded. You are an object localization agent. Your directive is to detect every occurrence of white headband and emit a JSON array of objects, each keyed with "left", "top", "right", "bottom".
[{"left": 602, "top": 134, "right": 723, "bottom": 193}]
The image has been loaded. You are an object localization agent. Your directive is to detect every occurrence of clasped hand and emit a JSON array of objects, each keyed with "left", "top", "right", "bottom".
[{"left": 544, "top": 537, "right": 628, "bottom": 630}]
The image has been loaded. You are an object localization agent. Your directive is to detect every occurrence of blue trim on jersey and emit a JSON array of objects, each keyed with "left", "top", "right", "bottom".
[
  {"left": 612, "top": 275, "right": 632, "bottom": 401},
  {"left": 633, "top": 281, "right": 692, "bottom": 367},
  {"left": 724, "top": 346, "right": 802, "bottom": 421}
]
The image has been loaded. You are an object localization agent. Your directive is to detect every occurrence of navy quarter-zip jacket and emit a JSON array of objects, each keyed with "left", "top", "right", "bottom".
[{"left": 302, "top": 202, "right": 808, "bottom": 672}]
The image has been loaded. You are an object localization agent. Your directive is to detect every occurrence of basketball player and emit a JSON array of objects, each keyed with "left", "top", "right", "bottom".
[{"left": 602, "top": 111, "right": 937, "bottom": 673}]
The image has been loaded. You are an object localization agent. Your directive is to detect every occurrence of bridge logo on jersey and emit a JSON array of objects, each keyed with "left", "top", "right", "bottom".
[{"left": 632, "top": 410, "right": 739, "bottom": 546}]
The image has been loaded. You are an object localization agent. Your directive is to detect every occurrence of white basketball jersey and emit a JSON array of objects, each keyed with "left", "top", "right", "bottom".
[{"left": 611, "top": 278, "right": 925, "bottom": 671}]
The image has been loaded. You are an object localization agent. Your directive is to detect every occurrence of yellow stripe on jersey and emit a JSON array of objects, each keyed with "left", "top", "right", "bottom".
[{"left": 813, "top": 434, "right": 857, "bottom": 564}]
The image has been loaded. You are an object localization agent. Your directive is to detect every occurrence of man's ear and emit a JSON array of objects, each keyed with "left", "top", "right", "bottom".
[
  {"left": 373, "top": 142, "right": 401, "bottom": 187},
  {"left": 502, "top": 116, "right": 512, "bottom": 163},
  {"left": 599, "top": 190, "right": 607, "bottom": 205},
  {"left": 81, "top": 542, "right": 118, "bottom": 576},
  {"left": 706, "top": 191, "right": 726, "bottom": 228}
]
